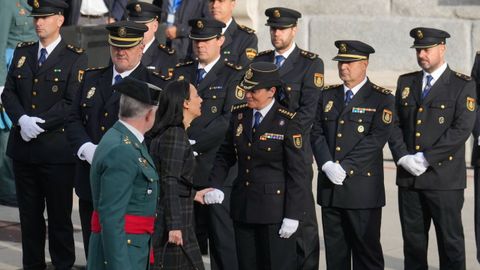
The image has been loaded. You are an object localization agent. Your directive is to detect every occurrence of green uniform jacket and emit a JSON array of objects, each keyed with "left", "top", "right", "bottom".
[{"left": 88, "top": 121, "right": 159, "bottom": 270}]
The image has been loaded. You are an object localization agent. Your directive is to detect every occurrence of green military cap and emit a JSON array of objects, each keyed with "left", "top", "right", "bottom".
[
  {"left": 114, "top": 77, "right": 162, "bottom": 106},
  {"left": 239, "top": 62, "right": 283, "bottom": 91},
  {"left": 105, "top": 21, "right": 148, "bottom": 48},
  {"left": 265, "top": 7, "right": 301, "bottom": 28},
  {"left": 126, "top": 1, "right": 162, "bottom": 23},
  {"left": 27, "top": 0, "right": 68, "bottom": 17},
  {"left": 332, "top": 40, "right": 375, "bottom": 62},
  {"left": 409, "top": 27, "right": 450, "bottom": 49},
  {"left": 188, "top": 18, "right": 226, "bottom": 40}
]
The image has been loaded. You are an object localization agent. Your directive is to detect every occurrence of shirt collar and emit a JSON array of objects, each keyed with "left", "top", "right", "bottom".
[
  {"left": 112, "top": 61, "right": 142, "bottom": 85},
  {"left": 38, "top": 35, "right": 62, "bottom": 58},
  {"left": 423, "top": 62, "right": 447, "bottom": 87},
  {"left": 343, "top": 76, "right": 368, "bottom": 96},
  {"left": 221, "top": 18, "right": 233, "bottom": 34},
  {"left": 197, "top": 55, "right": 221, "bottom": 74},
  {"left": 119, "top": 120, "right": 144, "bottom": 143},
  {"left": 253, "top": 98, "right": 276, "bottom": 119},
  {"left": 274, "top": 43, "right": 296, "bottom": 60},
  {"left": 143, "top": 38, "right": 156, "bottom": 53}
]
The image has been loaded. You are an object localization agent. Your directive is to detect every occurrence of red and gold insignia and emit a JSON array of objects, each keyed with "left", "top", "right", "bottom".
[
  {"left": 235, "top": 86, "right": 245, "bottom": 100},
  {"left": 467, "top": 97, "right": 476, "bottom": 112},
  {"left": 78, "top": 70, "right": 84, "bottom": 82},
  {"left": 314, "top": 73, "right": 324, "bottom": 88},
  {"left": 293, "top": 134, "right": 302, "bottom": 149},
  {"left": 382, "top": 109, "right": 392, "bottom": 124},
  {"left": 245, "top": 48, "right": 257, "bottom": 60}
]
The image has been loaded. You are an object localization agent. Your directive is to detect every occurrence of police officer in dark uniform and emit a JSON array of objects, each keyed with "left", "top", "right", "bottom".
[
  {"left": 254, "top": 7, "right": 324, "bottom": 270},
  {"left": 126, "top": 1, "right": 178, "bottom": 75},
  {"left": 208, "top": 0, "right": 258, "bottom": 67},
  {"left": 66, "top": 20, "right": 167, "bottom": 258},
  {"left": 1, "top": 0, "right": 87, "bottom": 269},
  {"left": 209, "top": 62, "right": 307, "bottom": 270},
  {"left": 388, "top": 27, "right": 476, "bottom": 270},
  {"left": 311, "top": 41, "right": 394, "bottom": 270},
  {"left": 174, "top": 18, "right": 244, "bottom": 270},
  {"left": 471, "top": 50, "right": 480, "bottom": 264}
]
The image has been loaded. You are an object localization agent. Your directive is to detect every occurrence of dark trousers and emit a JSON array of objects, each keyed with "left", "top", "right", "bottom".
[
  {"left": 0, "top": 129, "right": 16, "bottom": 205},
  {"left": 321, "top": 207, "right": 384, "bottom": 270},
  {"left": 398, "top": 187, "right": 465, "bottom": 270},
  {"left": 295, "top": 166, "right": 319, "bottom": 270},
  {"left": 79, "top": 198, "right": 93, "bottom": 259},
  {"left": 208, "top": 186, "right": 238, "bottom": 270},
  {"left": 13, "top": 161, "right": 75, "bottom": 270},
  {"left": 234, "top": 221, "right": 296, "bottom": 270},
  {"left": 475, "top": 168, "right": 480, "bottom": 263},
  {"left": 194, "top": 203, "right": 209, "bottom": 254}
]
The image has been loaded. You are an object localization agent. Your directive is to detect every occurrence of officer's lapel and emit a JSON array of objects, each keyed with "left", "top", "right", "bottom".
[
  {"left": 340, "top": 80, "right": 372, "bottom": 116},
  {"left": 198, "top": 60, "right": 222, "bottom": 93},
  {"left": 244, "top": 109, "right": 253, "bottom": 141},
  {"left": 221, "top": 21, "right": 235, "bottom": 50},
  {"left": 36, "top": 40, "right": 66, "bottom": 75},
  {"left": 26, "top": 43, "right": 39, "bottom": 73},
  {"left": 99, "top": 66, "right": 114, "bottom": 103},
  {"left": 142, "top": 40, "right": 158, "bottom": 67},
  {"left": 411, "top": 72, "right": 423, "bottom": 105},
  {"left": 253, "top": 102, "right": 278, "bottom": 141},
  {"left": 278, "top": 46, "right": 300, "bottom": 77},
  {"left": 333, "top": 87, "right": 345, "bottom": 113},
  {"left": 422, "top": 67, "right": 452, "bottom": 105}
]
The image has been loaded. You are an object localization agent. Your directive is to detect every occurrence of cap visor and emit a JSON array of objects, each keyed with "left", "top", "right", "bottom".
[{"left": 189, "top": 34, "right": 219, "bottom": 41}]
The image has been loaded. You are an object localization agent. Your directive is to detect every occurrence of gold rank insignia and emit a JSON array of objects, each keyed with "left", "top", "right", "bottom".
[
  {"left": 417, "top": 29, "right": 423, "bottom": 39},
  {"left": 339, "top": 43, "right": 347, "bottom": 53},
  {"left": 273, "top": 9, "right": 281, "bottom": 18},
  {"left": 401, "top": 87, "right": 410, "bottom": 99},
  {"left": 87, "top": 87, "right": 96, "bottom": 99},
  {"left": 324, "top": 100, "right": 333, "bottom": 112},
  {"left": 245, "top": 48, "right": 257, "bottom": 60},
  {"left": 78, "top": 70, "right": 84, "bottom": 82},
  {"left": 118, "top": 27, "right": 127, "bottom": 37},
  {"left": 382, "top": 109, "right": 392, "bottom": 124},
  {"left": 19, "top": 8, "right": 26, "bottom": 16},
  {"left": 235, "top": 86, "right": 245, "bottom": 100},
  {"left": 293, "top": 134, "right": 302, "bottom": 149},
  {"left": 138, "top": 157, "right": 147, "bottom": 167},
  {"left": 245, "top": 68, "right": 253, "bottom": 79},
  {"left": 236, "top": 123, "right": 243, "bottom": 136},
  {"left": 17, "top": 56, "right": 26, "bottom": 68},
  {"left": 33, "top": 0, "right": 39, "bottom": 8},
  {"left": 211, "top": 106, "right": 218, "bottom": 113},
  {"left": 123, "top": 136, "right": 131, "bottom": 144},
  {"left": 314, "top": 73, "right": 324, "bottom": 88},
  {"left": 467, "top": 97, "right": 476, "bottom": 111}
]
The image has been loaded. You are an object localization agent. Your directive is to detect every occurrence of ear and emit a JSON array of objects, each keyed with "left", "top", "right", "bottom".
[
  {"left": 151, "top": 20, "right": 159, "bottom": 32},
  {"left": 183, "top": 99, "right": 190, "bottom": 110},
  {"left": 57, "top": 15, "right": 65, "bottom": 27},
  {"left": 217, "top": 35, "right": 225, "bottom": 47},
  {"left": 269, "top": 86, "right": 277, "bottom": 96}
]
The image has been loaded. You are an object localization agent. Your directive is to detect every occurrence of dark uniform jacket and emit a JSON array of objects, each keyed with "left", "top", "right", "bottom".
[
  {"left": 389, "top": 67, "right": 476, "bottom": 190},
  {"left": 1, "top": 40, "right": 87, "bottom": 163},
  {"left": 174, "top": 59, "right": 243, "bottom": 187},
  {"left": 253, "top": 46, "right": 324, "bottom": 129},
  {"left": 470, "top": 52, "right": 480, "bottom": 167},
  {"left": 209, "top": 101, "right": 307, "bottom": 224},
  {"left": 221, "top": 19, "right": 257, "bottom": 68},
  {"left": 311, "top": 80, "right": 395, "bottom": 209},
  {"left": 87, "top": 121, "right": 158, "bottom": 270},
  {"left": 66, "top": 63, "right": 168, "bottom": 200},
  {"left": 142, "top": 39, "right": 178, "bottom": 75}
]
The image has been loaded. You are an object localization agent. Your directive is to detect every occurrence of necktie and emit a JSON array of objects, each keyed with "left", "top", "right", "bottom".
[
  {"left": 422, "top": 75, "right": 433, "bottom": 100},
  {"left": 253, "top": 111, "right": 262, "bottom": 130},
  {"left": 345, "top": 89, "right": 353, "bottom": 105},
  {"left": 275, "top": 55, "right": 285, "bottom": 68},
  {"left": 196, "top": 68, "right": 206, "bottom": 85},
  {"left": 114, "top": 74, "right": 123, "bottom": 85},
  {"left": 38, "top": 48, "right": 47, "bottom": 67}
]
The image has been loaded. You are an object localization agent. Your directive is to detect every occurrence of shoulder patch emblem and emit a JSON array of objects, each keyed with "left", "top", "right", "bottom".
[
  {"left": 17, "top": 56, "right": 26, "bottom": 68},
  {"left": 292, "top": 134, "right": 303, "bottom": 149},
  {"left": 401, "top": 87, "right": 410, "bottom": 99},
  {"left": 467, "top": 97, "right": 476, "bottom": 112},
  {"left": 235, "top": 86, "right": 245, "bottom": 100},
  {"left": 382, "top": 109, "right": 393, "bottom": 124},
  {"left": 314, "top": 73, "right": 324, "bottom": 88},
  {"left": 245, "top": 48, "right": 257, "bottom": 60}
]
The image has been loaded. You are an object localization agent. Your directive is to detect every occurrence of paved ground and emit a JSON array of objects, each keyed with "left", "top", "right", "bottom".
[{"left": 0, "top": 161, "right": 478, "bottom": 269}]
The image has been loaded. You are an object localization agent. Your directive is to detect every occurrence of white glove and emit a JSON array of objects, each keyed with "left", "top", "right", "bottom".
[
  {"left": 188, "top": 139, "right": 196, "bottom": 145},
  {"left": 477, "top": 135, "right": 480, "bottom": 146},
  {"left": 398, "top": 155, "right": 426, "bottom": 176},
  {"left": 80, "top": 142, "right": 97, "bottom": 164},
  {"left": 278, "top": 218, "right": 299, "bottom": 238},
  {"left": 321, "top": 161, "right": 346, "bottom": 185},
  {"left": 18, "top": 115, "right": 45, "bottom": 141},
  {"left": 204, "top": 189, "right": 224, "bottom": 204},
  {"left": 19, "top": 129, "right": 32, "bottom": 142},
  {"left": 0, "top": 86, "right": 4, "bottom": 104},
  {"left": 414, "top": 152, "right": 429, "bottom": 170}
]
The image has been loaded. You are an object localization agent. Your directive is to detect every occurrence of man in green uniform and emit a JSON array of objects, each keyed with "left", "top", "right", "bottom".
[{"left": 87, "top": 77, "right": 162, "bottom": 270}]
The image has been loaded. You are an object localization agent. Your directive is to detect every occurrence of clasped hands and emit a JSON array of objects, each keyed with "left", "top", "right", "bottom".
[
  {"left": 18, "top": 115, "right": 45, "bottom": 142},
  {"left": 397, "top": 152, "right": 429, "bottom": 176},
  {"left": 194, "top": 188, "right": 225, "bottom": 205},
  {"left": 322, "top": 161, "right": 346, "bottom": 185}
]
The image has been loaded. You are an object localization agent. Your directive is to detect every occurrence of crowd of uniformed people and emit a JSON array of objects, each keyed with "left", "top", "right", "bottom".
[{"left": 1, "top": 0, "right": 480, "bottom": 270}]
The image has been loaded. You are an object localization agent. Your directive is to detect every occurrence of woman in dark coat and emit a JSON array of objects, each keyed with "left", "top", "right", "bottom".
[{"left": 150, "top": 79, "right": 210, "bottom": 270}]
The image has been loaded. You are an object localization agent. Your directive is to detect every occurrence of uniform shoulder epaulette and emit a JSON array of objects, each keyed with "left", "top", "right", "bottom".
[
  {"left": 231, "top": 103, "right": 248, "bottom": 112},
  {"left": 225, "top": 61, "right": 242, "bottom": 71},
  {"left": 455, "top": 72, "right": 472, "bottom": 81},
  {"left": 277, "top": 108, "right": 296, "bottom": 119},
  {"left": 256, "top": 50, "right": 273, "bottom": 57},
  {"left": 399, "top": 71, "right": 420, "bottom": 78},
  {"left": 85, "top": 66, "right": 107, "bottom": 72},
  {"left": 238, "top": 24, "right": 255, "bottom": 34},
  {"left": 153, "top": 71, "right": 172, "bottom": 81},
  {"left": 323, "top": 84, "right": 341, "bottom": 90},
  {"left": 175, "top": 61, "right": 194, "bottom": 68},
  {"left": 158, "top": 43, "right": 175, "bottom": 55},
  {"left": 17, "top": 41, "right": 35, "bottom": 48},
  {"left": 372, "top": 84, "right": 392, "bottom": 95},
  {"left": 67, "top": 44, "right": 85, "bottom": 54},
  {"left": 300, "top": 49, "right": 318, "bottom": 60}
]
